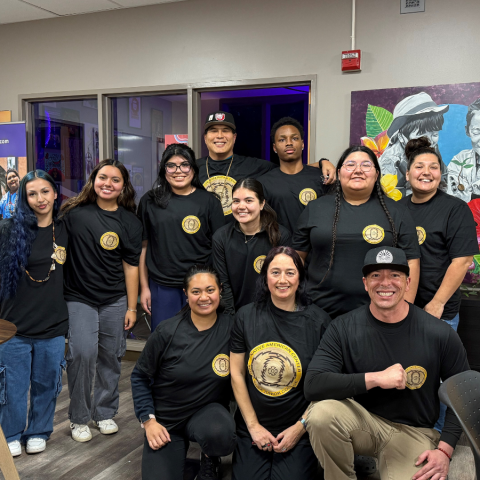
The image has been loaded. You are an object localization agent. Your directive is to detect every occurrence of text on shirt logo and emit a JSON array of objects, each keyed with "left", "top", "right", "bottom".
[
  {"left": 299, "top": 188, "right": 317, "bottom": 206},
  {"left": 405, "top": 365, "right": 427, "bottom": 390},
  {"left": 416, "top": 226, "right": 426, "bottom": 245},
  {"left": 182, "top": 215, "right": 201, "bottom": 234},
  {"left": 253, "top": 255, "right": 266, "bottom": 274},
  {"left": 362, "top": 225, "right": 385, "bottom": 244},
  {"left": 212, "top": 354, "right": 230, "bottom": 377},
  {"left": 100, "top": 232, "right": 120, "bottom": 250},
  {"left": 203, "top": 175, "right": 237, "bottom": 215}
]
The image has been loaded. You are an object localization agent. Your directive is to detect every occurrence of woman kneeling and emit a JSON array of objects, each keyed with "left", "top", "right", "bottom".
[{"left": 131, "top": 265, "right": 236, "bottom": 480}]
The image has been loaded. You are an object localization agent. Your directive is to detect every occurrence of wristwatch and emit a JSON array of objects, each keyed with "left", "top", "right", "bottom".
[
  {"left": 140, "top": 413, "right": 156, "bottom": 428},
  {"left": 299, "top": 417, "right": 307, "bottom": 430}
]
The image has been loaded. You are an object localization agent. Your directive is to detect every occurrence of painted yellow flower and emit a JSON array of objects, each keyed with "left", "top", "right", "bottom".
[
  {"left": 381, "top": 174, "right": 402, "bottom": 201},
  {"left": 361, "top": 131, "right": 389, "bottom": 158}
]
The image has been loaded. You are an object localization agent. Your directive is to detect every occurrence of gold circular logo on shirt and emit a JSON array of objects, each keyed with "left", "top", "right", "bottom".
[
  {"left": 405, "top": 365, "right": 427, "bottom": 390},
  {"left": 416, "top": 226, "right": 426, "bottom": 245},
  {"left": 299, "top": 188, "right": 317, "bottom": 206},
  {"left": 203, "top": 175, "right": 237, "bottom": 216},
  {"left": 212, "top": 354, "right": 230, "bottom": 377},
  {"left": 248, "top": 342, "right": 302, "bottom": 397},
  {"left": 362, "top": 224, "right": 385, "bottom": 244},
  {"left": 182, "top": 215, "right": 201, "bottom": 234},
  {"left": 253, "top": 255, "right": 266, "bottom": 274},
  {"left": 100, "top": 232, "right": 120, "bottom": 250},
  {"left": 53, "top": 246, "right": 67, "bottom": 265}
]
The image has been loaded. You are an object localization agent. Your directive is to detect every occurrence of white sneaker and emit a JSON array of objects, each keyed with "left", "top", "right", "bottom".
[
  {"left": 70, "top": 423, "right": 92, "bottom": 442},
  {"left": 26, "top": 437, "right": 46, "bottom": 454},
  {"left": 95, "top": 419, "right": 119, "bottom": 435},
  {"left": 8, "top": 440, "right": 21, "bottom": 457}
]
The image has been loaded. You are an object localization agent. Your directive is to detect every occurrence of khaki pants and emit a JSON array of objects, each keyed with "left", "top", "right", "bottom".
[{"left": 306, "top": 398, "right": 440, "bottom": 480}]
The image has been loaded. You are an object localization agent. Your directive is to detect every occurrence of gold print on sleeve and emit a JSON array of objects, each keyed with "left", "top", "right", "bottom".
[
  {"left": 362, "top": 225, "right": 385, "bottom": 244},
  {"left": 248, "top": 342, "right": 302, "bottom": 397},
  {"left": 405, "top": 365, "right": 427, "bottom": 390},
  {"left": 182, "top": 216, "right": 201, "bottom": 234},
  {"left": 100, "top": 232, "right": 120, "bottom": 250},
  {"left": 212, "top": 354, "right": 230, "bottom": 377}
]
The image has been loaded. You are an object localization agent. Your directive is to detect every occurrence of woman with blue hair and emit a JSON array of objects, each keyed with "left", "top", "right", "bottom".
[{"left": 0, "top": 170, "right": 68, "bottom": 457}]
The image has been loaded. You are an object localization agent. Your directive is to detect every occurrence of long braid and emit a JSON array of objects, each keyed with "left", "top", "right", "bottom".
[
  {"left": 376, "top": 181, "right": 398, "bottom": 247},
  {"left": 320, "top": 180, "right": 341, "bottom": 284}
]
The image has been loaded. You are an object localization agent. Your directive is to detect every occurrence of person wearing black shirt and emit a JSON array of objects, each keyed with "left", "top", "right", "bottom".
[
  {"left": 230, "top": 246, "right": 330, "bottom": 479},
  {"left": 293, "top": 145, "right": 420, "bottom": 318},
  {"left": 0, "top": 170, "right": 67, "bottom": 457},
  {"left": 197, "top": 111, "right": 336, "bottom": 222},
  {"left": 131, "top": 265, "right": 236, "bottom": 480},
  {"left": 138, "top": 144, "right": 225, "bottom": 331},
  {"left": 400, "top": 136, "right": 478, "bottom": 432},
  {"left": 258, "top": 117, "right": 327, "bottom": 233},
  {"left": 304, "top": 247, "right": 469, "bottom": 480},
  {"left": 212, "top": 178, "right": 291, "bottom": 313},
  {"left": 61, "top": 159, "right": 142, "bottom": 443}
]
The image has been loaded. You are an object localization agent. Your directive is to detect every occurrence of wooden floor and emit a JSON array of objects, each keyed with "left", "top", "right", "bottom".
[{"left": 1, "top": 361, "right": 476, "bottom": 480}]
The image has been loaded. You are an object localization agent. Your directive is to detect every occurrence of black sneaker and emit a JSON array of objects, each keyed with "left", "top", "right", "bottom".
[
  {"left": 196, "top": 452, "right": 220, "bottom": 480},
  {"left": 353, "top": 455, "right": 377, "bottom": 476}
]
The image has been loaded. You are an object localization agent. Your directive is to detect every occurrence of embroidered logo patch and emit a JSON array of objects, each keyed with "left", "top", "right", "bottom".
[
  {"left": 248, "top": 342, "right": 302, "bottom": 397},
  {"left": 100, "top": 232, "right": 120, "bottom": 250},
  {"left": 253, "top": 255, "right": 266, "bottom": 274},
  {"left": 405, "top": 365, "right": 427, "bottom": 390},
  {"left": 299, "top": 188, "right": 317, "bottom": 206},
  {"left": 215, "top": 113, "right": 226, "bottom": 121},
  {"left": 212, "top": 354, "right": 230, "bottom": 377},
  {"left": 416, "top": 227, "right": 426, "bottom": 245},
  {"left": 376, "top": 249, "right": 393, "bottom": 264},
  {"left": 182, "top": 216, "right": 201, "bottom": 234},
  {"left": 363, "top": 225, "right": 385, "bottom": 244}
]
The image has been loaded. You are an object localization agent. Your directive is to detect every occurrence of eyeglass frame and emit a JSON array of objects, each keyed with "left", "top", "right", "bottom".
[
  {"left": 165, "top": 162, "right": 192, "bottom": 174},
  {"left": 341, "top": 160, "right": 376, "bottom": 173}
]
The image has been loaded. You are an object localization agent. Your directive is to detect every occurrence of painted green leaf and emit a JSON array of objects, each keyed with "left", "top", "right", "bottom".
[
  {"left": 365, "top": 105, "right": 394, "bottom": 138},
  {"left": 474, "top": 254, "right": 480, "bottom": 263},
  {"left": 451, "top": 160, "right": 463, "bottom": 166},
  {"left": 464, "top": 164, "right": 474, "bottom": 169},
  {"left": 473, "top": 256, "right": 480, "bottom": 274}
]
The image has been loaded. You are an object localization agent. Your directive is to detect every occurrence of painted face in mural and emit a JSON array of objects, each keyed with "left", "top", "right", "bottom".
[
  {"left": 405, "top": 128, "right": 440, "bottom": 148},
  {"left": 406, "top": 153, "right": 442, "bottom": 196},
  {"left": 273, "top": 125, "right": 304, "bottom": 163},
  {"left": 466, "top": 110, "right": 480, "bottom": 156},
  {"left": 339, "top": 151, "right": 379, "bottom": 197},
  {"left": 164, "top": 155, "right": 194, "bottom": 192},
  {"left": 204, "top": 125, "right": 237, "bottom": 160}
]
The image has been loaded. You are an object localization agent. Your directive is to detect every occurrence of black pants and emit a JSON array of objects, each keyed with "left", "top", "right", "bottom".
[
  {"left": 232, "top": 432, "right": 320, "bottom": 480},
  {"left": 142, "top": 403, "right": 236, "bottom": 480}
]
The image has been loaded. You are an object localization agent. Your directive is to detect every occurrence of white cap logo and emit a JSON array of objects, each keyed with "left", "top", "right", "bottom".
[
  {"left": 376, "top": 249, "right": 393, "bottom": 264},
  {"left": 209, "top": 115, "right": 213, "bottom": 121},
  {"left": 215, "top": 113, "right": 226, "bottom": 121}
]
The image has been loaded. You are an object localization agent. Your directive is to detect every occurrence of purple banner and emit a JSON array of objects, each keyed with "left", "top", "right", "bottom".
[{"left": 0, "top": 122, "right": 27, "bottom": 157}]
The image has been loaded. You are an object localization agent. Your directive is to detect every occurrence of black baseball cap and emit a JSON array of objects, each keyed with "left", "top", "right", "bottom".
[
  {"left": 362, "top": 247, "right": 410, "bottom": 277},
  {"left": 204, "top": 111, "right": 236, "bottom": 133}
]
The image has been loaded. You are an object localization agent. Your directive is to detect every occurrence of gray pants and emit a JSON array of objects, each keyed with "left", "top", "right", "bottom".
[{"left": 66, "top": 296, "right": 127, "bottom": 424}]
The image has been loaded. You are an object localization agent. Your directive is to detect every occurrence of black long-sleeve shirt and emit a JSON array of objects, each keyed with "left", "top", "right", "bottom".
[
  {"left": 304, "top": 303, "right": 470, "bottom": 448},
  {"left": 212, "top": 222, "right": 291, "bottom": 313}
]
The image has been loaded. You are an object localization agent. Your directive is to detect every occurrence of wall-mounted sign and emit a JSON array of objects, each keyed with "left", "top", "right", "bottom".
[{"left": 0, "top": 122, "right": 27, "bottom": 157}]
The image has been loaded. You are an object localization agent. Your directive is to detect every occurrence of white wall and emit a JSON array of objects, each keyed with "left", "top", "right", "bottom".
[{"left": 0, "top": 0, "right": 478, "bottom": 161}]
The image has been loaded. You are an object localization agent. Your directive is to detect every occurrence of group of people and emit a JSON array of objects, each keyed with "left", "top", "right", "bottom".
[{"left": 0, "top": 110, "right": 477, "bottom": 480}]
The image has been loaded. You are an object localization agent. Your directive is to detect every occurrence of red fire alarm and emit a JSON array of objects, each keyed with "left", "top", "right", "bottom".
[{"left": 341, "top": 50, "right": 361, "bottom": 72}]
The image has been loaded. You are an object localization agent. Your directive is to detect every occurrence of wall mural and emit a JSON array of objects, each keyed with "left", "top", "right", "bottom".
[{"left": 350, "top": 82, "right": 480, "bottom": 284}]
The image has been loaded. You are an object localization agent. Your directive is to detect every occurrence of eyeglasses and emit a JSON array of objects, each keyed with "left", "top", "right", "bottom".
[
  {"left": 165, "top": 162, "right": 192, "bottom": 174},
  {"left": 342, "top": 160, "right": 375, "bottom": 172}
]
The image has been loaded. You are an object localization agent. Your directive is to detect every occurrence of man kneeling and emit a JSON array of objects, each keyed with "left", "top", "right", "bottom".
[{"left": 304, "top": 246, "right": 469, "bottom": 480}]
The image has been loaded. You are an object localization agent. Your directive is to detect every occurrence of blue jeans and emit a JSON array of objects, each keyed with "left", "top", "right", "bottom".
[
  {"left": 0, "top": 335, "right": 66, "bottom": 443},
  {"left": 149, "top": 279, "right": 187, "bottom": 332},
  {"left": 435, "top": 313, "right": 460, "bottom": 432}
]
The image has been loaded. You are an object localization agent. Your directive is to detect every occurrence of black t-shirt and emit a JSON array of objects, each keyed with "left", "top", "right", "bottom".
[
  {"left": 400, "top": 190, "right": 478, "bottom": 320},
  {"left": 0, "top": 220, "right": 68, "bottom": 339},
  {"left": 138, "top": 189, "right": 225, "bottom": 288},
  {"left": 197, "top": 155, "right": 276, "bottom": 221},
  {"left": 230, "top": 301, "right": 331, "bottom": 436},
  {"left": 135, "top": 311, "right": 234, "bottom": 430},
  {"left": 212, "top": 222, "right": 292, "bottom": 313},
  {"left": 258, "top": 165, "right": 327, "bottom": 233},
  {"left": 292, "top": 194, "right": 420, "bottom": 318},
  {"left": 63, "top": 203, "right": 142, "bottom": 306},
  {"left": 305, "top": 304, "right": 470, "bottom": 448}
]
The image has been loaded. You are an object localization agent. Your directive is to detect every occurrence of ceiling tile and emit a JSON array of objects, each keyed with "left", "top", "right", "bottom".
[
  {"left": 0, "top": 0, "right": 57, "bottom": 24},
  {"left": 114, "top": 0, "right": 186, "bottom": 7},
  {"left": 24, "top": 0, "right": 121, "bottom": 16}
]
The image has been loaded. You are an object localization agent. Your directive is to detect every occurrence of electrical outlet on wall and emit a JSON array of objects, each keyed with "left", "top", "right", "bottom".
[{"left": 401, "top": 0, "right": 425, "bottom": 14}]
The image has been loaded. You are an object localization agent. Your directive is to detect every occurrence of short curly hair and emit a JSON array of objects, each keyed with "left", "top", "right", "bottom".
[{"left": 270, "top": 117, "right": 304, "bottom": 144}]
